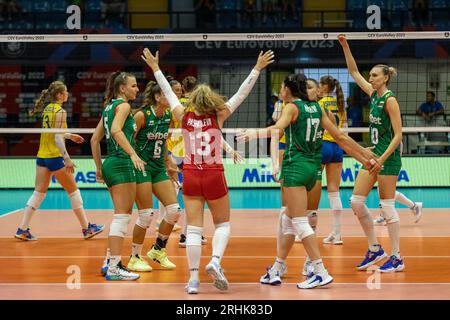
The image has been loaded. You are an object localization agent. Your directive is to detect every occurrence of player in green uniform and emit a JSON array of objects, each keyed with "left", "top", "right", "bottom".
[
  {"left": 126, "top": 80, "right": 181, "bottom": 272},
  {"left": 237, "top": 73, "right": 379, "bottom": 289},
  {"left": 91, "top": 71, "right": 146, "bottom": 281},
  {"left": 339, "top": 34, "right": 404, "bottom": 273}
]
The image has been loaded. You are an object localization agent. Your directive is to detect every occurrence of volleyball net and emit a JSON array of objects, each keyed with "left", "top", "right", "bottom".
[{"left": 0, "top": 31, "right": 449, "bottom": 159}]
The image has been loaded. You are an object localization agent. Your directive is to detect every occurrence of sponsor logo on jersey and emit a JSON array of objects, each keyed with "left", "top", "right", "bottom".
[
  {"left": 369, "top": 114, "right": 382, "bottom": 125},
  {"left": 147, "top": 132, "right": 169, "bottom": 140}
]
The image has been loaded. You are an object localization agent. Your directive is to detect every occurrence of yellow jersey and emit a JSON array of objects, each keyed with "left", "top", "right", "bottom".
[
  {"left": 37, "top": 103, "right": 67, "bottom": 158},
  {"left": 320, "top": 96, "right": 346, "bottom": 143},
  {"left": 278, "top": 102, "right": 286, "bottom": 144},
  {"left": 166, "top": 97, "right": 188, "bottom": 157}
]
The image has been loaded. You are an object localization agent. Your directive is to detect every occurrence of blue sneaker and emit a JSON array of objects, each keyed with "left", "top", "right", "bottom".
[
  {"left": 83, "top": 223, "right": 105, "bottom": 239},
  {"left": 297, "top": 272, "right": 333, "bottom": 289},
  {"left": 259, "top": 267, "right": 282, "bottom": 285},
  {"left": 378, "top": 255, "right": 405, "bottom": 273},
  {"left": 15, "top": 228, "right": 37, "bottom": 241},
  {"left": 356, "top": 245, "right": 387, "bottom": 270}
]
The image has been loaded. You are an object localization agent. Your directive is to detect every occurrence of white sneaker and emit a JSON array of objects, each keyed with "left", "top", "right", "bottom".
[
  {"left": 412, "top": 202, "right": 423, "bottom": 223},
  {"left": 185, "top": 279, "right": 200, "bottom": 294},
  {"left": 279, "top": 262, "right": 287, "bottom": 278},
  {"left": 297, "top": 272, "right": 333, "bottom": 289},
  {"left": 205, "top": 261, "right": 228, "bottom": 291},
  {"left": 323, "top": 233, "right": 343, "bottom": 245},
  {"left": 373, "top": 215, "right": 386, "bottom": 226},
  {"left": 105, "top": 262, "right": 140, "bottom": 281},
  {"left": 302, "top": 260, "right": 314, "bottom": 277},
  {"left": 259, "top": 267, "right": 282, "bottom": 285}
]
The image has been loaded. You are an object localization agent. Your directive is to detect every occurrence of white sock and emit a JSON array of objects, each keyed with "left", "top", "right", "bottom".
[
  {"left": 212, "top": 222, "right": 231, "bottom": 264},
  {"left": 131, "top": 243, "right": 143, "bottom": 257},
  {"left": 109, "top": 255, "right": 121, "bottom": 268},
  {"left": 387, "top": 221, "right": 401, "bottom": 258},
  {"left": 395, "top": 191, "right": 415, "bottom": 209},
  {"left": 186, "top": 225, "right": 203, "bottom": 281},
  {"left": 73, "top": 208, "right": 89, "bottom": 230},
  {"left": 312, "top": 259, "right": 326, "bottom": 275},
  {"left": 272, "top": 257, "right": 285, "bottom": 272},
  {"left": 328, "top": 192, "right": 343, "bottom": 235},
  {"left": 20, "top": 206, "right": 36, "bottom": 230},
  {"left": 351, "top": 196, "right": 378, "bottom": 249}
]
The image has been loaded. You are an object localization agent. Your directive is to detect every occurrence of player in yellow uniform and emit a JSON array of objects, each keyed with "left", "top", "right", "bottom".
[
  {"left": 319, "top": 76, "right": 347, "bottom": 245},
  {"left": 15, "top": 81, "right": 104, "bottom": 241}
]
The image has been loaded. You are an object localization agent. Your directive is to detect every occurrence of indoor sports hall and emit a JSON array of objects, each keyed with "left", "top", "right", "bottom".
[{"left": 1, "top": 0, "right": 450, "bottom": 301}]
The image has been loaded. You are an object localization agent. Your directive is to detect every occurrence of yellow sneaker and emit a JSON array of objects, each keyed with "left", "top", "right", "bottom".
[
  {"left": 147, "top": 247, "right": 176, "bottom": 269},
  {"left": 127, "top": 255, "right": 153, "bottom": 272}
]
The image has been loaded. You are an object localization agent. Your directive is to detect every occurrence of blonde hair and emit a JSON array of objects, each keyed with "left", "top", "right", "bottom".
[
  {"left": 186, "top": 84, "right": 227, "bottom": 115},
  {"left": 374, "top": 64, "right": 397, "bottom": 85},
  {"left": 30, "top": 81, "right": 66, "bottom": 116}
]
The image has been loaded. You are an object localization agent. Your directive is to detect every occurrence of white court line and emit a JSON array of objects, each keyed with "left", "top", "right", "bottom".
[
  {"left": 1, "top": 255, "right": 450, "bottom": 259},
  {"left": 1, "top": 282, "right": 450, "bottom": 286},
  {"left": 0, "top": 209, "right": 21, "bottom": 218},
  {"left": 2, "top": 235, "right": 450, "bottom": 238}
]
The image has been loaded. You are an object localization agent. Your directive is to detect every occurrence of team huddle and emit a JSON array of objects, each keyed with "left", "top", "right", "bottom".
[{"left": 16, "top": 35, "right": 423, "bottom": 293}]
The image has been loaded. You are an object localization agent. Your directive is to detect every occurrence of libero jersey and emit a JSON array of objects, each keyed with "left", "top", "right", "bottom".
[
  {"left": 320, "top": 96, "right": 345, "bottom": 143},
  {"left": 102, "top": 99, "right": 137, "bottom": 158},
  {"left": 167, "top": 96, "right": 188, "bottom": 158},
  {"left": 182, "top": 106, "right": 223, "bottom": 170},
  {"left": 283, "top": 100, "right": 324, "bottom": 164},
  {"left": 135, "top": 106, "right": 172, "bottom": 165},
  {"left": 37, "top": 103, "right": 67, "bottom": 158},
  {"left": 369, "top": 90, "right": 401, "bottom": 164}
]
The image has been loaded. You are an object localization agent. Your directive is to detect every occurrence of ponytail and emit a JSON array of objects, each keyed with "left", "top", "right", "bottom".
[
  {"left": 30, "top": 81, "right": 66, "bottom": 116},
  {"left": 334, "top": 79, "right": 345, "bottom": 114},
  {"left": 104, "top": 71, "right": 121, "bottom": 108}
]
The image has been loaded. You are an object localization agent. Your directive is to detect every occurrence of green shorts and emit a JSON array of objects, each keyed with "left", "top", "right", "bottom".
[
  {"left": 136, "top": 162, "right": 170, "bottom": 185},
  {"left": 315, "top": 159, "right": 323, "bottom": 181},
  {"left": 378, "top": 164, "right": 401, "bottom": 176},
  {"left": 102, "top": 156, "right": 136, "bottom": 188},
  {"left": 281, "top": 159, "right": 317, "bottom": 191}
]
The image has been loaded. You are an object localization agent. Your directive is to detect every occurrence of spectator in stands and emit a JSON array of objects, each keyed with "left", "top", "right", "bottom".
[
  {"left": 262, "top": 0, "right": 278, "bottom": 25},
  {"left": 242, "top": 0, "right": 256, "bottom": 28},
  {"left": 416, "top": 91, "right": 445, "bottom": 121},
  {"left": 0, "top": 0, "right": 22, "bottom": 21},
  {"left": 195, "top": 0, "right": 217, "bottom": 29},
  {"left": 281, "top": 0, "right": 298, "bottom": 22},
  {"left": 101, "top": 0, "right": 126, "bottom": 27},
  {"left": 412, "top": 0, "right": 429, "bottom": 29}
]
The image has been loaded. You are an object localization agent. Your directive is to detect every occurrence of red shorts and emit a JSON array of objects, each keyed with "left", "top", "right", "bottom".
[{"left": 182, "top": 169, "right": 228, "bottom": 200}]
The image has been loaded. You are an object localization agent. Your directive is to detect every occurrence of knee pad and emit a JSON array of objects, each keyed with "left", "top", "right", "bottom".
[
  {"left": 136, "top": 208, "right": 154, "bottom": 229},
  {"left": 68, "top": 190, "right": 84, "bottom": 210},
  {"left": 109, "top": 214, "right": 131, "bottom": 238},
  {"left": 307, "top": 210, "right": 318, "bottom": 229},
  {"left": 281, "top": 214, "right": 296, "bottom": 236},
  {"left": 350, "top": 195, "right": 369, "bottom": 218},
  {"left": 186, "top": 225, "right": 203, "bottom": 246},
  {"left": 214, "top": 222, "right": 231, "bottom": 237},
  {"left": 26, "top": 191, "right": 46, "bottom": 210},
  {"left": 380, "top": 199, "right": 399, "bottom": 224},
  {"left": 163, "top": 203, "right": 181, "bottom": 225},
  {"left": 328, "top": 192, "right": 343, "bottom": 211},
  {"left": 291, "top": 216, "right": 315, "bottom": 240}
]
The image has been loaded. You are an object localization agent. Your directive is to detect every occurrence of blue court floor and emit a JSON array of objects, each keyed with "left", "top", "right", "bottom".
[{"left": 0, "top": 188, "right": 449, "bottom": 216}]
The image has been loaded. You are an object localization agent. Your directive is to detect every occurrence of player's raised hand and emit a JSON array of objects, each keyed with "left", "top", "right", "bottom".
[
  {"left": 338, "top": 34, "right": 349, "bottom": 48},
  {"left": 141, "top": 48, "right": 160, "bottom": 72},
  {"left": 254, "top": 50, "right": 275, "bottom": 72}
]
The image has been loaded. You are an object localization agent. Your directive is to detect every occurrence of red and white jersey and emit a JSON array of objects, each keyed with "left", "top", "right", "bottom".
[{"left": 182, "top": 107, "right": 224, "bottom": 171}]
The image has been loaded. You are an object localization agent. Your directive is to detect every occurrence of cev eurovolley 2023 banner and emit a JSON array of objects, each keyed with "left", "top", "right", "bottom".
[{"left": 0, "top": 157, "right": 449, "bottom": 188}]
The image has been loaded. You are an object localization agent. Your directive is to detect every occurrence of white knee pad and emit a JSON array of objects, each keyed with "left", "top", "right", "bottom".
[
  {"left": 380, "top": 199, "right": 399, "bottom": 224},
  {"left": 186, "top": 225, "right": 203, "bottom": 246},
  {"left": 307, "top": 210, "right": 318, "bottom": 229},
  {"left": 328, "top": 192, "right": 343, "bottom": 211},
  {"left": 281, "top": 214, "right": 296, "bottom": 236},
  {"left": 68, "top": 190, "right": 84, "bottom": 210},
  {"left": 26, "top": 191, "right": 46, "bottom": 210},
  {"left": 109, "top": 214, "right": 131, "bottom": 238},
  {"left": 136, "top": 208, "right": 154, "bottom": 229},
  {"left": 214, "top": 221, "right": 231, "bottom": 237},
  {"left": 163, "top": 203, "right": 181, "bottom": 225},
  {"left": 291, "top": 216, "right": 315, "bottom": 240},
  {"left": 350, "top": 195, "right": 369, "bottom": 218}
]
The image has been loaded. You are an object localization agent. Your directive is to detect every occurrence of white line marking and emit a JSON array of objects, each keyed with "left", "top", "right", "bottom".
[
  {"left": 1, "top": 255, "right": 450, "bottom": 259},
  {"left": 0, "top": 282, "right": 450, "bottom": 286},
  {"left": 0, "top": 209, "right": 21, "bottom": 218}
]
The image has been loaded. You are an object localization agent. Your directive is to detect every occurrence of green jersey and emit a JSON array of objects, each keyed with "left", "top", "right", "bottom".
[
  {"left": 135, "top": 106, "right": 172, "bottom": 165},
  {"left": 369, "top": 90, "right": 401, "bottom": 162},
  {"left": 283, "top": 100, "right": 324, "bottom": 164},
  {"left": 102, "top": 99, "right": 137, "bottom": 158}
]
